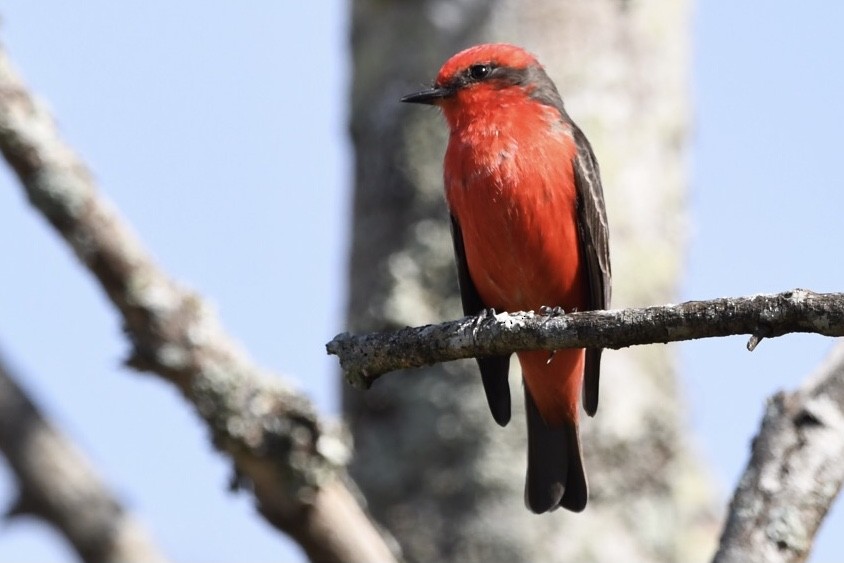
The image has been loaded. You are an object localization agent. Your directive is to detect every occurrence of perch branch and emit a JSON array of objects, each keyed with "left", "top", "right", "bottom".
[
  {"left": 0, "top": 42, "right": 397, "bottom": 563},
  {"left": 328, "top": 290, "right": 844, "bottom": 388},
  {"left": 713, "top": 341, "right": 844, "bottom": 563}
]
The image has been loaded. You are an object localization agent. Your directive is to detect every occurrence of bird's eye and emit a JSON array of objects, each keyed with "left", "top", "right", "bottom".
[{"left": 468, "top": 64, "right": 492, "bottom": 80}]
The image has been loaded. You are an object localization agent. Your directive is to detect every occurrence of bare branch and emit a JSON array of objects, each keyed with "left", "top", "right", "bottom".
[
  {"left": 0, "top": 353, "right": 169, "bottom": 563},
  {"left": 713, "top": 342, "right": 844, "bottom": 563},
  {"left": 0, "top": 42, "right": 397, "bottom": 563},
  {"left": 328, "top": 289, "right": 844, "bottom": 388}
]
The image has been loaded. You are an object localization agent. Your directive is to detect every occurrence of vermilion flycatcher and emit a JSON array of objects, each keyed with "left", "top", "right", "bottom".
[{"left": 402, "top": 43, "right": 611, "bottom": 513}]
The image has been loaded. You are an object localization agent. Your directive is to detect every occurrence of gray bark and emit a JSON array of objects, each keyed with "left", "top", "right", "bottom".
[
  {"left": 0, "top": 355, "right": 168, "bottom": 563},
  {"left": 330, "top": 289, "right": 844, "bottom": 385},
  {"left": 345, "top": 1, "right": 717, "bottom": 561},
  {"left": 714, "top": 342, "right": 844, "bottom": 563},
  {"left": 0, "top": 41, "right": 397, "bottom": 563}
]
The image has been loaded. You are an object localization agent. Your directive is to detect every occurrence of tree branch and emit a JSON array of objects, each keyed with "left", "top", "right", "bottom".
[
  {"left": 0, "top": 353, "right": 169, "bottom": 563},
  {"left": 327, "top": 289, "right": 844, "bottom": 389},
  {"left": 713, "top": 341, "right": 844, "bottom": 563},
  {"left": 0, "top": 42, "right": 397, "bottom": 563},
  {"left": 329, "top": 284, "right": 844, "bottom": 560}
]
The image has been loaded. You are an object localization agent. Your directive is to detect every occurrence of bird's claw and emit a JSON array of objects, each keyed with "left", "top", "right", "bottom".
[
  {"left": 540, "top": 305, "right": 566, "bottom": 317},
  {"left": 472, "top": 307, "right": 497, "bottom": 338}
]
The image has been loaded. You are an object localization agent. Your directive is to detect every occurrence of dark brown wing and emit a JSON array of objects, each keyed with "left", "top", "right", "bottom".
[
  {"left": 450, "top": 215, "right": 511, "bottom": 426},
  {"left": 571, "top": 124, "right": 612, "bottom": 417}
]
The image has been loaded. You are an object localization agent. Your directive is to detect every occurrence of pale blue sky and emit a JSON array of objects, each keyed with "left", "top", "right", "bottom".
[{"left": 0, "top": 2, "right": 841, "bottom": 562}]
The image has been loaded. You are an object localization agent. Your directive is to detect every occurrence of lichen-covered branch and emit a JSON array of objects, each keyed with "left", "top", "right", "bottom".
[
  {"left": 713, "top": 342, "right": 844, "bottom": 563},
  {"left": 328, "top": 289, "right": 844, "bottom": 388},
  {"left": 0, "top": 353, "right": 168, "bottom": 563},
  {"left": 0, "top": 42, "right": 397, "bottom": 563}
]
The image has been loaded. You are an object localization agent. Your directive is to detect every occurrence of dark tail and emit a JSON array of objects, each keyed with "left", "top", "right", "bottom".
[{"left": 524, "top": 387, "right": 588, "bottom": 513}]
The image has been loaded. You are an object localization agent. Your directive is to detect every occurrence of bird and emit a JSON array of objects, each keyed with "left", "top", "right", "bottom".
[{"left": 401, "top": 43, "right": 611, "bottom": 513}]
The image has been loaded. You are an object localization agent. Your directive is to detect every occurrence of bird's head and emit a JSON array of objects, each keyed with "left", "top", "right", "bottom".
[{"left": 401, "top": 43, "right": 563, "bottom": 129}]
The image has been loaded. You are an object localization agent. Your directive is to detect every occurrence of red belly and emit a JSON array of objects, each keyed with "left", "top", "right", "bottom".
[{"left": 445, "top": 124, "right": 588, "bottom": 426}]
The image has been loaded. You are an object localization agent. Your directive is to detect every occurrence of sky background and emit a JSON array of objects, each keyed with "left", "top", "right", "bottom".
[{"left": 0, "top": 2, "right": 842, "bottom": 562}]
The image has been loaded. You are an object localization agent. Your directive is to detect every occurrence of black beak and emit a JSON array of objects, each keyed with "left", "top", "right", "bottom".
[{"left": 400, "top": 86, "right": 453, "bottom": 105}]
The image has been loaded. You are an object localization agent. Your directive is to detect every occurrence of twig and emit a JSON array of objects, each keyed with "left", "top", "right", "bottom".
[
  {"left": 713, "top": 342, "right": 844, "bottom": 563},
  {"left": 0, "top": 42, "right": 397, "bottom": 563},
  {"left": 0, "top": 353, "right": 169, "bottom": 563},
  {"left": 327, "top": 289, "right": 844, "bottom": 388}
]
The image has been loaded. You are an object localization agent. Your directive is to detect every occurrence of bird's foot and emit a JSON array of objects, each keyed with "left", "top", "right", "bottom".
[
  {"left": 539, "top": 305, "right": 566, "bottom": 317},
  {"left": 472, "top": 307, "right": 497, "bottom": 338}
]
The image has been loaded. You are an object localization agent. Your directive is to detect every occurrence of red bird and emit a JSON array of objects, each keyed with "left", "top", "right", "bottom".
[{"left": 402, "top": 44, "right": 611, "bottom": 513}]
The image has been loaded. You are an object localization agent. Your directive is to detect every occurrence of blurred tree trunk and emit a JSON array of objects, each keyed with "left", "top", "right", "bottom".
[{"left": 344, "top": 1, "right": 718, "bottom": 561}]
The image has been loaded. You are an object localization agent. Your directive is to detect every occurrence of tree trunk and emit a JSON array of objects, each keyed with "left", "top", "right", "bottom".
[{"left": 344, "top": 1, "right": 718, "bottom": 561}]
